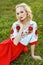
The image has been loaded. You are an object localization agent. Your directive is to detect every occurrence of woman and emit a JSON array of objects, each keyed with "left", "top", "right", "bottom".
[{"left": 0, "top": 3, "right": 42, "bottom": 65}]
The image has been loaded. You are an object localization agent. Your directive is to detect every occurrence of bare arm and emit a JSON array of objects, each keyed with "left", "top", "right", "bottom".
[
  {"left": 13, "top": 27, "right": 23, "bottom": 45},
  {"left": 13, "top": 23, "right": 23, "bottom": 45},
  {"left": 30, "top": 44, "right": 42, "bottom": 60},
  {"left": 31, "top": 44, "right": 35, "bottom": 57}
]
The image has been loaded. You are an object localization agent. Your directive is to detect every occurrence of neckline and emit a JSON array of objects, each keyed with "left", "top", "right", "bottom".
[
  {"left": 18, "top": 20, "right": 31, "bottom": 25},
  {"left": 18, "top": 20, "right": 31, "bottom": 29}
]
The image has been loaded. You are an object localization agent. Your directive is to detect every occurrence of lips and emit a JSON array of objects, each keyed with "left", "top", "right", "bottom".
[{"left": 20, "top": 17, "right": 23, "bottom": 18}]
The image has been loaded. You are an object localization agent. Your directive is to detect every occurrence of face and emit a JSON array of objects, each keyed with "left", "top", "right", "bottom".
[{"left": 16, "top": 7, "right": 27, "bottom": 21}]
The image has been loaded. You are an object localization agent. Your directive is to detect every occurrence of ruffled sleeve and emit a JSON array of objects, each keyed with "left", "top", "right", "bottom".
[
  {"left": 29, "top": 22, "right": 38, "bottom": 45},
  {"left": 10, "top": 23, "right": 18, "bottom": 40}
]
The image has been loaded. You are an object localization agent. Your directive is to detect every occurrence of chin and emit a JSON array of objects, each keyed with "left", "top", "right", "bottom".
[
  {"left": 20, "top": 18, "right": 26, "bottom": 21},
  {"left": 20, "top": 19, "right": 24, "bottom": 22}
]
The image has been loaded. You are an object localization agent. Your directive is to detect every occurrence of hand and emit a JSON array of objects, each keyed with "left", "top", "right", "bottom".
[
  {"left": 19, "top": 23, "right": 23, "bottom": 29},
  {"left": 13, "top": 39, "right": 18, "bottom": 46},
  {"left": 32, "top": 55, "right": 42, "bottom": 60}
]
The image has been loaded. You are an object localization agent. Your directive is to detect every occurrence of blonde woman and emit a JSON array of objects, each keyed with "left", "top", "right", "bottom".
[{"left": 0, "top": 3, "right": 42, "bottom": 65}]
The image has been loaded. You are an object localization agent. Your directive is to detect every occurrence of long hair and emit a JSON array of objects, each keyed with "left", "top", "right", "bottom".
[{"left": 16, "top": 3, "right": 33, "bottom": 20}]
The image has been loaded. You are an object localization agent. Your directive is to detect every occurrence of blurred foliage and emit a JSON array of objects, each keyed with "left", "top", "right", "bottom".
[{"left": 0, "top": 0, "right": 43, "bottom": 65}]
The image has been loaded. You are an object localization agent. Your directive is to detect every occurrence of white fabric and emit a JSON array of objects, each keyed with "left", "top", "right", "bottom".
[
  {"left": 10, "top": 22, "right": 18, "bottom": 39},
  {"left": 10, "top": 20, "right": 38, "bottom": 46}
]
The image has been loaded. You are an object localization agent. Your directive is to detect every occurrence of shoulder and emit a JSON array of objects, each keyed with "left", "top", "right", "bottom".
[
  {"left": 12, "top": 21, "right": 19, "bottom": 28},
  {"left": 30, "top": 20, "right": 37, "bottom": 27},
  {"left": 13, "top": 21, "right": 18, "bottom": 26}
]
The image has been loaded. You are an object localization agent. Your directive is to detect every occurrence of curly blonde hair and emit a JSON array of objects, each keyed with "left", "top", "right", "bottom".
[{"left": 16, "top": 3, "right": 33, "bottom": 20}]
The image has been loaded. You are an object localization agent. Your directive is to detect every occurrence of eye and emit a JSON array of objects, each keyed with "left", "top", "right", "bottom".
[
  {"left": 20, "top": 11, "right": 24, "bottom": 13},
  {"left": 17, "top": 13, "right": 19, "bottom": 15}
]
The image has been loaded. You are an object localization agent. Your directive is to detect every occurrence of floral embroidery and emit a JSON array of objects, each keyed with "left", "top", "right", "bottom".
[
  {"left": 10, "top": 29, "right": 14, "bottom": 34},
  {"left": 16, "top": 25, "right": 20, "bottom": 32},
  {"left": 28, "top": 26, "right": 33, "bottom": 34},
  {"left": 21, "top": 32, "right": 25, "bottom": 38},
  {"left": 35, "top": 30, "right": 38, "bottom": 35}
]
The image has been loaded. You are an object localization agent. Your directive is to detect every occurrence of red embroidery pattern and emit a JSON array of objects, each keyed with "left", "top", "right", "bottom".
[
  {"left": 35, "top": 30, "right": 38, "bottom": 35},
  {"left": 10, "top": 29, "right": 14, "bottom": 34},
  {"left": 28, "top": 26, "right": 33, "bottom": 34},
  {"left": 16, "top": 25, "right": 20, "bottom": 32}
]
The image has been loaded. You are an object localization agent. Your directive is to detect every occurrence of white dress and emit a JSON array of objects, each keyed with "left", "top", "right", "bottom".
[
  {"left": 0, "top": 20, "right": 38, "bottom": 65},
  {"left": 10, "top": 20, "right": 38, "bottom": 46}
]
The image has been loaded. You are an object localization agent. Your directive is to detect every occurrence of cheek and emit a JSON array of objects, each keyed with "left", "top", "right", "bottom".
[
  {"left": 23, "top": 12, "right": 27, "bottom": 16},
  {"left": 21, "top": 13, "right": 26, "bottom": 18},
  {"left": 23, "top": 13, "right": 27, "bottom": 18}
]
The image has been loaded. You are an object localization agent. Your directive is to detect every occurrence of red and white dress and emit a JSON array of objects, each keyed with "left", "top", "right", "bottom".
[{"left": 0, "top": 20, "right": 38, "bottom": 65}]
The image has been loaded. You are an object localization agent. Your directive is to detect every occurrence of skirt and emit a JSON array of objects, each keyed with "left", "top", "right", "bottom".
[{"left": 0, "top": 38, "right": 28, "bottom": 65}]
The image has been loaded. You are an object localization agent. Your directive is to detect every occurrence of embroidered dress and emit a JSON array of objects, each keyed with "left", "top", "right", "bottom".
[{"left": 0, "top": 20, "right": 38, "bottom": 65}]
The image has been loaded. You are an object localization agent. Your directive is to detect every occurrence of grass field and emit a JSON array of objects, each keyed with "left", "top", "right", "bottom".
[{"left": 0, "top": 0, "right": 43, "bottom": 65}]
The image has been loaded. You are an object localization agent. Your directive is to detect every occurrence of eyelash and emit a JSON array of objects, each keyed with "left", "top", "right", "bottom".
[
  {"left": 20, "top": 11, "right": 23, "bottom": 13},
  {"left": 17, "top": 11, "right": 23, "bottom": 15},
  {"left": 17, "top": 13, "right": 19, "bottom": 15}
]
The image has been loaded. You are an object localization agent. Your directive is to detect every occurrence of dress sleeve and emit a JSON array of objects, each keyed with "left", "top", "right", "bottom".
[
  {"left": 10, "top": 23, "right": 18, "bottom": 40},
  {"left": 29, "top": 22, "right": 38, "bottom": 45}
]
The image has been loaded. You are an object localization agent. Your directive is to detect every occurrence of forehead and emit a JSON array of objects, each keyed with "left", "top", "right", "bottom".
[{"left": 16, "top": 6, "right": 25, "bottom": 12}]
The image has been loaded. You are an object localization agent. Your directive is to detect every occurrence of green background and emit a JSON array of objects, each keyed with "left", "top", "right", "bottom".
[{"left": 0, "top": 0, "right": 43, "bottom": 65}]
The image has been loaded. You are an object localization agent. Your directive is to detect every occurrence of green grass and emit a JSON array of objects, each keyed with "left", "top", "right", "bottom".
[{"left": 0, "top": 0, "right": 43, "bottom": 65}]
